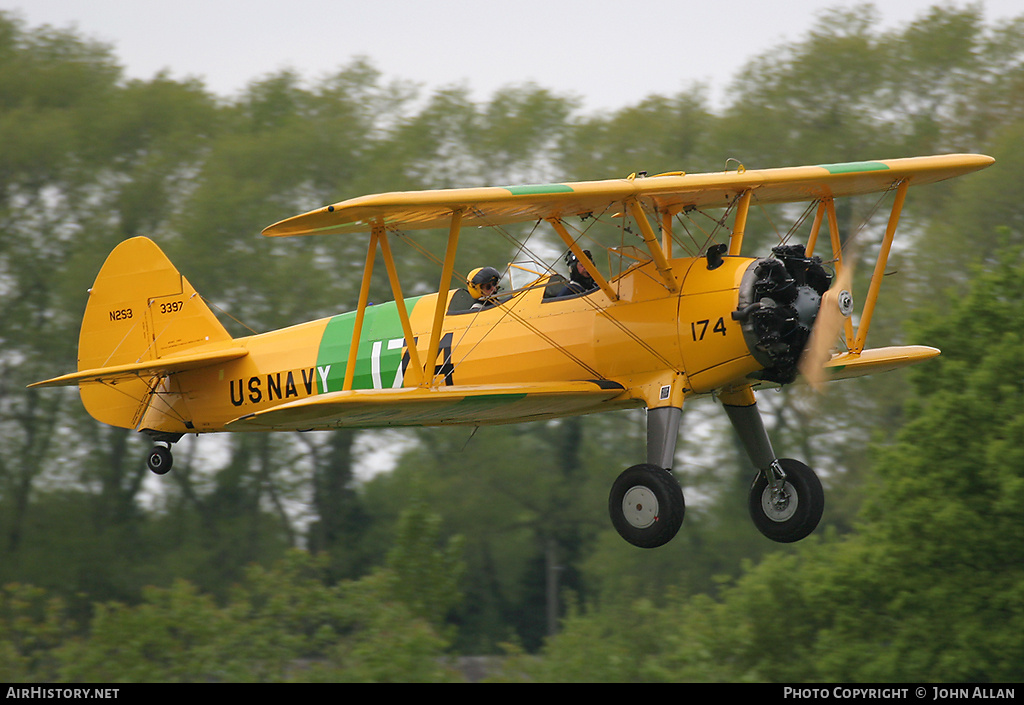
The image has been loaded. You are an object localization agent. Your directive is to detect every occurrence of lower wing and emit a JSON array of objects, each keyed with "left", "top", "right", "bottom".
[
  {"left": 822, "top": 345, "right": 940, "bottom": 382},
  {"left": 225, "top": 379, "right": 630, "bottom": 431}
]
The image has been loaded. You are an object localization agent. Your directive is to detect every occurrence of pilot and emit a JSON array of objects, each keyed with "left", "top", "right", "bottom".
[
  {"left": 467, "top": 266, "right": 502, "bottom": 310},
  {"left": 554, "top": 250, "right": 598, "bottom": 297}
]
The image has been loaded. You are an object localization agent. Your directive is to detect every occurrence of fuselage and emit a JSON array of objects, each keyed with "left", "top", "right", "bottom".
[{"left": 144, "top": 254, "right": 766, "bottom": 435}]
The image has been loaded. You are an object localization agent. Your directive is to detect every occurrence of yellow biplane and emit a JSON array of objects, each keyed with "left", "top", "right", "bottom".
[{"left": 31, "top": 153, "right": 993, "bottom": 548}]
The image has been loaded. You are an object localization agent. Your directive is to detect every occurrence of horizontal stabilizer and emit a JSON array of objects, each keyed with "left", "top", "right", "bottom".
[
  {"left": 821, "top": 345, "right": 940, "bottom": 382},
  {"left": 226, "top": 379, "right": 628, "bottom": 431},
  {"left": 29, "top": 347, "right": 249, "bottom": 389}
]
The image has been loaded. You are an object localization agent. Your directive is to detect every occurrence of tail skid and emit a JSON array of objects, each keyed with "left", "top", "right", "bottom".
[{"left": 31, "top": 237, "right": 243, "bottom": 432}]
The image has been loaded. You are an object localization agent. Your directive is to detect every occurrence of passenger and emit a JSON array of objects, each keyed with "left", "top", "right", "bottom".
[
  {"left": 467, "top": 266, "right": 502, "bottom": 310},
  {"left": 554, "top": 250, "right": 598, "bottom": 297}
]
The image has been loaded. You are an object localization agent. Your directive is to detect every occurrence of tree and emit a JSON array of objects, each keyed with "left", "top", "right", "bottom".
[
  {"left": 560, "top": 89, "right": 716, "bottom": 180},
  {"left": 50, "top": 543, "right": 461, "bottom": 682},
  {"left": 845, "top": 242, "right": 1024, "bottom": 681},
  {"left": 717, "top": 5, "right": 890, "bottom": 167},
  {"left": 0, "top": 13, "right": 224, "bottom": 603}
]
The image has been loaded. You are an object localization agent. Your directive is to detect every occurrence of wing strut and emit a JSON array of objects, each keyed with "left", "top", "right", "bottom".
[
  {"left": 806, "top": 198, "right": 857, "bottom": 348},
  {"left": 626, "top": 200, "right": 677, "bottom": 292},
  {"left": 343, "top": 226, "right": 379, "bottom": 391},
  {"left": 660, "top": 211, "right": 674, "bottom": 259},
  {"left": 804, "top": 181, "right": 909, "bottom": 355},
  {"left": 377, "top": 224, "right": 425, "bottom": 386},
  {"left": 853, "top": 180, "right": 908, "bottom": 353},
  {"left": 341, "top": 221, "right": 429, "bottom": 390},
  {"left": 822, "top": 198, "right": 856, "bottom": 347},
  {"left": 547, "top": 217, "right": 618, "bottom": 301},
  {"left": 728, "top": 190, "right": 753, "bottom": 256},
  {"left": 424, "top": 209, "right": 463, "bottom": 386},
  {"left": 805, "top": 200, "right": 827, "bottom": 255}
]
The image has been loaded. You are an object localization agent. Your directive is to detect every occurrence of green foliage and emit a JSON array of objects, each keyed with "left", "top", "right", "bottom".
[
  {"left": 0, "top": 583, "right": 76, "bottom": 682},
  {"left": 849, "top": 246, "right": 1024, "bottom": 681},
  {"left": 384, "top": 501, "right": 465, "bottom": 629},
  {"left": 1, "top": 541, "right": 461, "bottom": 682}
]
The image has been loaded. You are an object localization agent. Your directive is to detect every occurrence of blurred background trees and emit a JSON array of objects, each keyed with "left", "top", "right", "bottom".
[{"left": 1, "top": 3, "right": 1022, "bottom": 680}]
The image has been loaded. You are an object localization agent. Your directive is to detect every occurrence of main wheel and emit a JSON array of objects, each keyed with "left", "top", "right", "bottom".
[
  {"left": 146, "top": 445, "right": 173, "bottom": 475},
  {"left": 748, "top": 458, "right": 823, "bottom": 543},
  {"left": 609, "top": 464, "right": 685, "bottom": 548}
]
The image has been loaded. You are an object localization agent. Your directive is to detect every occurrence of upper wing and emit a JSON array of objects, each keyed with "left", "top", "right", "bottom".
[
  {"left": 262, "top": 154, "right": 994, "bottom": 237},
  {"left": 224, "top": 379, "right": 630, "bottom": 431}
]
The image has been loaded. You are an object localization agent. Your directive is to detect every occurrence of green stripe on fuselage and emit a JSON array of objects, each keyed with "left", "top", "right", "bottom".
[
  {"left": 817, "top": 161, "right": 890, "bottom": 174},
  {"left": 316, "top": 297, "right": 424, "bottom": 393}
]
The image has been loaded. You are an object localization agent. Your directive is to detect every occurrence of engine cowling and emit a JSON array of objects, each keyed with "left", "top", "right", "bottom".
[{"left": 733, "top": 245, "right": 831, "bottom": 385}]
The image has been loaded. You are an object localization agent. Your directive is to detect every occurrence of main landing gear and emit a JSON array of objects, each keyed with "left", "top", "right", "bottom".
[
  {"left": 748, "top": 458, "right": 823, "bottom": 543},
  {"left": 608, "top": 401, "right": 824, "bottom": 548},
  {"left": 609, "top": 463, "right": 685, "bottom": 549},
  {"left": 608, "top": 407, "right": 686, "bottom": 549}
]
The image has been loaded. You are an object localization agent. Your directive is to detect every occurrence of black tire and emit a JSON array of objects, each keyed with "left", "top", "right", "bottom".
[
  {"left": 748, "top": 458, "right": 823, "bottom": 543},
  {"left": 609, "top": 464, "right": 685, "bottom": 548},
  {"left": 147, "top": 446, "right": 173, "bottom": 475}
]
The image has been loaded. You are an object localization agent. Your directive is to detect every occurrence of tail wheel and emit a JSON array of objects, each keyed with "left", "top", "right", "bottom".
[
  {"left": 609, "top": 464, "right": 685, "bottom": 549},
  {"left": 146, "top": 445, "right": 173, "bottom": 475},
  {"left": 748, "top": 458, "right": 823, "bottom": 542}
]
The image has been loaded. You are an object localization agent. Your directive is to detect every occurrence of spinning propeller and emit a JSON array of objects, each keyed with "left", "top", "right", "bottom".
[{"left": 799, "top": 257, "right": 856, "bottom": 391}]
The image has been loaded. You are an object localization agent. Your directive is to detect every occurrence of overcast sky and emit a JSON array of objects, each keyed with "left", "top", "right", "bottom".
[{"left": 7, "top": 0, "right": 1022, "bottom": 113}]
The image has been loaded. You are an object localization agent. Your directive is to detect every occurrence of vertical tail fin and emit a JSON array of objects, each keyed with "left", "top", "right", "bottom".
[
  {"left": 78, "top": 236, "right": 231, "bottom": 368},
  {"left": 76, "top": 236, "right": 233, "bottom": 430}
]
